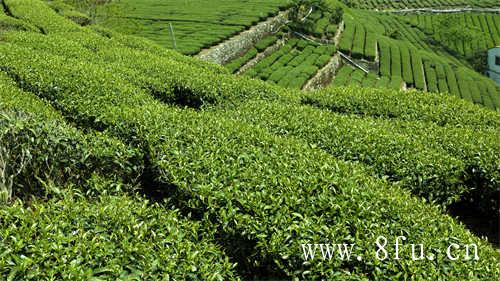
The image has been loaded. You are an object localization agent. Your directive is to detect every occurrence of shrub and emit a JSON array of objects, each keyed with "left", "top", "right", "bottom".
[
  {"left": 338, "top": 20, "right": 355, "bottom": 53},
  {"left": 389, "top": 76, "right": 403, "bottom": 90},
  {"left": 0, "top": 191, "right": 239, "bottom": 280},
  {"left": 364, "top": 31, "right": 377, "bottom": 60},
  {"left": 390, "top": 44, "right": 401, "bottom": 78},
  {"left": 1, "top": 13, "right": 499, "bottom": 278},
  {"left": 410, "top": 49, "right": 425, "bottom": 90},
  {"left": 255, "top": 35, "right": 278, "bottom": 52},
  {"left": 314, "top": 54, "right": 331, "bottom": 67},
  {"left": 378, "top": 39, "right": 391, "bottom": 77},
  {"left": 4, "top": 0, "right": 82, "bottom": 33},
  {"left": 400, "top": 44, "right": 414, "bottom": 85},
  {"left": 225, "top": 47, "right": 258, "bottom": 73},
  {"left": 333, "top": 66, "right": 354, "bottom": 85},
  {"left": 302, "top": 86, "right": 500, "bottom": 128},
  {"left": 0, "top": 74, "right": 143, "bottom": 201},
  {"left": 351, "top": 24, "right": 365, "bottom": 59},
  {"left": 424, "top": 61, "right": 438, "bottom": 93}
]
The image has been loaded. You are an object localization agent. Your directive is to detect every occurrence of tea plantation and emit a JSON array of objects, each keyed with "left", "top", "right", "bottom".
[
  {"left": 0, "top": 0, "right": 499, "bottom": 280},
  {"left": 93, "top": 0, "right": 291, "bottom": 54},
  {"left": 341, "top": 0, "right": 500, "bottom": 10}
]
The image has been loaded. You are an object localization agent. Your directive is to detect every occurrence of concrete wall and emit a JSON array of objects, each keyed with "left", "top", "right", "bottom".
[{"left": 197, "top": 11, "right": 288, "bottom": 65}]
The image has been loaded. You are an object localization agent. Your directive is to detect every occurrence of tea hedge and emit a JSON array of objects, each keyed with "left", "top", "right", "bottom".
[
  {"left": 4, "top": 0, "right": 82, "bottom": 33},
  {"left": 0, "top": 13, "right": 39, "bottom": 32},
  {"left": 302, "top": 86, "right": 500, "bottom": 128},
  {"left": 424, "top": 60, "right": 439, "bottom": 93},
  {"left": 225, "top": 47, "right": 258, "bottom": 73},
  {"left": 342, "top": 0, "right": 499, "bottom": 9},
  {"left": 246, "top": 38, "right": 334, "bottom": 88},
  {"left": 217, "top": 99, "right": 500, "bottom": 210},
  {"left": 104, "top": 0, "right": 291, "bottom": 54},
  {"left": 0, "top": 73, "right": 143, "bottom": 201},
  {"left": 45, "top": 0, "right": 92, "bottom": 26},
  {"left": 5, "top": 25, "right": 494, "bottom": 212},
  {"left": 0, "top": 190, "right": 239, "bottom": 280},
  {"left": 0, "top": 30, "right": 281, "bottom": 109},
  {"left": 1, "top": 43, "right": 499, "bottom": 279},
  {"left": 255, "top": 35, "right": 279, "bottom": 52}
]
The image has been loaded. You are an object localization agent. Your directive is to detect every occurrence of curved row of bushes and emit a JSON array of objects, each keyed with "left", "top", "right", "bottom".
[
  {"left": 0, "top": 73, "right": 239, "bottom": 280},
  {"left": 302, "top": 86, "right": 500, "bottom": 128},
  {"left": 9, "top": 26, "right": 496, "bottom": 215},
  {"left": 0, "top": 190, "right": 239, "bottom": 280},
  {"left": 0, "top": 2, "right": 499, "bottom": 278},
  {"left": 0, "top": 74, "right": 142, "bottom": 201},
  {"left": 0, "top": 40, "right": 499, "bottom": 279},
  {"left": 217, "top": 99, "right": 499, "bottom": 212}
]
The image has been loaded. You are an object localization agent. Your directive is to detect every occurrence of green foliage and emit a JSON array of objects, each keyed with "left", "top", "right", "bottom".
[
  {"left": 94, "top": 0, "right": 290, "bottom": 54},
  {"left": 0, "top": 14, "right": 39, "bottom": 32},
  {"left": 338, "top": 19, "right": 354, "bottom": 53},
  {"left": 248, "top": 38, "right": 332, "bottom": 88},
  {"left": 379, "top": 39, "right": 391, "bottom": 76},
  {"left": 254, "top": 35, "right": 279, "bottom": 52},
  {"left": 340, "top": 0, "right": 499, "bottom": 9},
  {"left": 329, "top": 6, "right": 343, "bottom": 24},
  {"left": 225, "top": 48, "right": 258, "bottom": 73},
  {"left": 45, "top": 0, "right": 92, "bottom": 26},
  {"left": 0, "top": 74, "right": 143, "bottom": 202},
  {"left": 0, "top": 191, "right": 239, "bottom": 280},
  {"left": 5, "top": 0, "right": 83, "bottom": 33},
  {"left": 1, "top": 2, "right": 500, "bottom": 279},
  {"left": 302, "top": 86, "right": 500, "bottom": 128}
]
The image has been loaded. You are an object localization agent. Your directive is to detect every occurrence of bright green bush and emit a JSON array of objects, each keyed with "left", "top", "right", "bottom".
[
  {"left": 410, "top": 49, "right": 426, "bottom": 90},
  {"left": 314, "top": 54, "right": 331, "bottom": 67},
  {"left": 1, "top": 6, "right": 500, "bottom": 279},
  {"left": 0, "top": 74, "right": 143, "bottom": 201},
  {"left": 378, "top": 39, "right": 391, "bottom": 77},
  {"left": 302, "top": 86, "right": 500, "bottom": 128},
  {"left": 400, "top": 44, "right": 413, "bottom": 84},
  {"left": 444, "top": 66, "right": 460, "bottom": 97},
  {"left": 0, "top": 191, "right": 239, "bottom": 280},
  {"left": 5, "top": 0, "right": 82, "bottom": 33},
  {"left": 225, "top": 47, "right": 258, "bottom": 73},
  {"left": 390, "top": 44, "right": 401, "bottom": 78},
  {"left": 375, "top": 76, "right": 390, "bottom": 88},
  {"left": 351, "top": 24, "right": 365, "bottom": 59},
  {"left": 46, "top": 0, "right": 92, "bottom": 26},
  {"left": 3, "top": 43, "right": 499, "bottom": 279},
  {"left": 0, "top": 14, "right": 39, "bottom": 32},
  {"left": 455, "top": 69, "right": 474, "bottom": 102},
  {"left": 333, "top": 66, "right": 354, "bottom": 85},
  {"left": 424, "top": 61, "right": 439, "bottom": 93},
  {"left": 255, "top": 35, "right": 278, "bottom": 52},
  {"left": 338, "top": 20, "right": 355, "bottom": 53},
  {"left": 389, "top": 76, "right": 403, "bottom": 90},
  {"left": 364, "top": 31, "right": 377, "bottom": 60}
]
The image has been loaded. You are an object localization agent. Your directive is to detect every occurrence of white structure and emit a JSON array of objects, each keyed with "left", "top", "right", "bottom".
[{"left": 487, "top": 47, "right": 500, "bottom": 83}]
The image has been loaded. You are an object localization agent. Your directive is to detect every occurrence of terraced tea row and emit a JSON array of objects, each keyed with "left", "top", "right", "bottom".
[
  {"left": 406, "top": 12, "right": 500, "bottom": 58},
  {"left": 94, "top": 0, "right": 291, "bottom": 54},
  {"left": 341, "top": 0, "right": 500, "bottom": 10},
  {"left": 2, "top": 37, "right": 498, "bottom": 280},
  {"left": 337, "top": 10, "right": 500, "bottom": 110},
  {"left": 244, "top": 38, "right": 336, "bottom": 88},
  {"left": 0, "top": 1, "right": 499, "bottom": 279}
]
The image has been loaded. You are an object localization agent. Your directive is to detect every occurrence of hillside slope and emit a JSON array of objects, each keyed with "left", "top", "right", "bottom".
[{"left": 0, "top": 0, "right": 499, "bottom": 280}]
